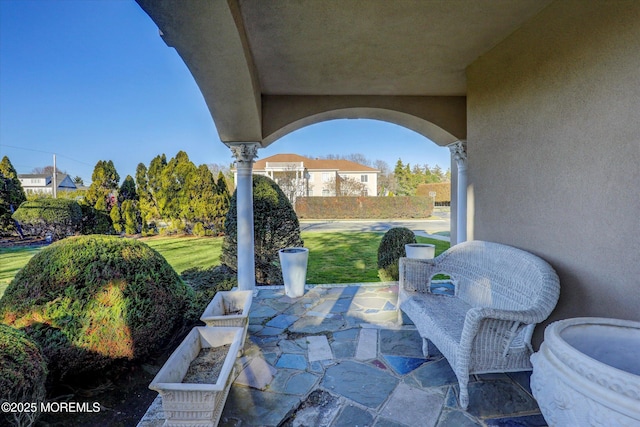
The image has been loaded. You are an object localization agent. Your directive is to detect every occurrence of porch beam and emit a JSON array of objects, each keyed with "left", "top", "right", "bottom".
[
  {"left": 449, "top": 140, "right": 468, "bottom": 243},
  {"left": 229, "top": 143, "right": 260, "bottom": 290}
]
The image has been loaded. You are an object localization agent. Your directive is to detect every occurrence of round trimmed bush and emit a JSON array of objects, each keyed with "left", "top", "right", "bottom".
[
  {"left": 221, "top": 174, "right": 303, "bottom": 285},
  {"left": 377, "top": 227, "right": 417, "bottom": 281},
  {"left": 12, "top": 198, "right": 82, "bottom": 240},
  {"left": 0, "top": 235, "right": 193, "bottom": 382},
  {"left": 0, "top": 325, "right": 47, "bottom": 427}
]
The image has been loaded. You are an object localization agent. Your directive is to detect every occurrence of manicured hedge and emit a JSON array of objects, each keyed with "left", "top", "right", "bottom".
[
  {"left": 0, "top": 235, "right": 194, "bottom": 383},
  {"left": 295, "top": 196, "right": 434, "bottom": 219},
  {"left": 12, "top": 198, "right": 82, "bottom": 239},
  {"left": 416, "top": 182, "right": 451, "bottom": 204}
]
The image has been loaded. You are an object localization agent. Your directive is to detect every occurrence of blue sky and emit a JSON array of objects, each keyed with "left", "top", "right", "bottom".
[{"left": 0, "top": 0, "right": 450, "bottom": 185}]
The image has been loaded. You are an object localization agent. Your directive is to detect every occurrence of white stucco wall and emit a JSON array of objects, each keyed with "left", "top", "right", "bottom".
[{"left": 467, "top": 0, "right": 640, "bottom": 345}]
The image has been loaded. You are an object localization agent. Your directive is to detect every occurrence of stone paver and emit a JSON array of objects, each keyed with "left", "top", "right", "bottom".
[
  {"left": 355, "top": 328, "right": 378, "bottom": 360},
  {"left": 138, "top": 283, "right": 549, "bottom": 427},
  {"left": 381, "top": 383, "right": 445, "bottom": 427},
  {"left": 307, "top": 335, "right": 333, "bottom": 362},
  {"left": 235, "top": 356, "right": 276, "bottom": 390}
]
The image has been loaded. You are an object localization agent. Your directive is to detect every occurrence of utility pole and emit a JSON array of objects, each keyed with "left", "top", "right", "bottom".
[{"left": 53, "top": 154, "right": 57, "bottom": 198}]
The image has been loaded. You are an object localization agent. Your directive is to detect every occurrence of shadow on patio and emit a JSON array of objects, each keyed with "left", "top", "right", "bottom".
[{"left": 139, "top": 284, "right": 546, "bottom": 427}]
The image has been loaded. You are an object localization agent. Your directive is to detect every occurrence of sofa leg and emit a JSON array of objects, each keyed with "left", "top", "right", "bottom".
[{"left": 422, "top": 338, "right": 430, "bottom": 357}]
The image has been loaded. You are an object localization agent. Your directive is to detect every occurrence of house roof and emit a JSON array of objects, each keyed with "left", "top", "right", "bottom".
[
  {"left": 253, "top": 154, "right": 379, "bottom": 173},
  {"left": 19, "top": 173, "right": 76, "bottom": 188}
]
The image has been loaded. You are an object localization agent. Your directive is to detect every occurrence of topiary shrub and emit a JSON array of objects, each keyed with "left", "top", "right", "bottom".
[
  {"left": 377, "top": 227, "right": 417, "bottom": 281},
  {"left": 12, "top": 198, "right": 82, "bottom": 240},
  {"left": 0, "top": 235, "right": 193, "bottom": 383},
  {"left": 0, "top": 325, "right": 47, "bottom": 427},
  {"left": 221, "top": 175, "right": 303, "bottom": 285}
]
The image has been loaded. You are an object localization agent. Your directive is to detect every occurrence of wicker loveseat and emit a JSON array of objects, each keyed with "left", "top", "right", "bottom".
[{"left": 398, "top": 240, "right": 560, "bottom": 409}]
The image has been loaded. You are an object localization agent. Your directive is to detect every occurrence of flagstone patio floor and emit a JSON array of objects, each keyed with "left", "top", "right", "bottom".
[{"left": 138, "top": 283, "right": 548, "bottom": 427}]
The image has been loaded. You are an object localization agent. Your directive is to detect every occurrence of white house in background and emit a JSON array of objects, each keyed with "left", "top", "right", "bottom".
[
  {"left": 18, "top": 173, "right": 77, "bottom": 195},
  {"left": 238, "top": 153, "right": 379, "bottom": 197}
]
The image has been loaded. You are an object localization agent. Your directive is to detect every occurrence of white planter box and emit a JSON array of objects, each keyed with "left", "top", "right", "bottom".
[
  {"left": 531, "top": 317, "right": 640, "bottom": 426},
  {"left": 149, "top": 326, "right": 244, "bottom": 427},
  {"left": 278, "top": 247, "right": 308, "bottom": 298},
  {"left": 405, "top": 243, "right": 435, "bottom": 259},
  {"left": 200, "top": 290, "right": 253, "bottom": 350}
]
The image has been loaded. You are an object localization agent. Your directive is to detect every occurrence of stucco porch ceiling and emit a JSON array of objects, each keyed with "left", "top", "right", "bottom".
[{"left": 136, "top": 0, "right": 552, "bottom": 146}]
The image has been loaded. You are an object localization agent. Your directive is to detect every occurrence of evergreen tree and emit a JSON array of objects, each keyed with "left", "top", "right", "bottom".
[
  {"left": 121, "top": 200, "right": 141, "bottom": 235},
  {"left": 0, "top": 156, "right": 27, "bottom": 234},
  {"left": 86, "top": 160, "right": 120, "bottom": 211},
  {"left": 118, "top": 175, "right": 138, "bottom": 203},
  {"left": 213, "top": 170, "right": 231, "bottom": 233},
  {"left": 147, "top": 154, "right": 167, "bottom": 201},
  {"left": 0, "top": 156, "right": 26, "bottom": 209},
  {"left": 188, "top": 164, "right": 219, "bottom": 230},
  {"left": 157, "top": 151, "right": 197, "bottom": 221},
  {"left": 135, "top": 163, "right": 154, "bottom": 231},
  {"left": 110, "top": 205, "right": 123, "bottom": 234}
]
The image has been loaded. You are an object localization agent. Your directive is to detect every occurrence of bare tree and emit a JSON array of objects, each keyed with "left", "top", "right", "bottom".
[
  {"left": 325, "top": 175, "right": 367, "bottom": 196},
  {"left": 273, "top": 165, "right": 311, "bottom": 205},
  {"left": 32, "top": 166, "right": 67, "bottom": 175},
  {"left": 374, "top": 159, "right": 396, "bottom": 196}
]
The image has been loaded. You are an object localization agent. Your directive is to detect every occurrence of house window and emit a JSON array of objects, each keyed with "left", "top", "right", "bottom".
[
  {"left": 360, "top": 175, "right": 368, "bottom": 183},
  {"left": 362, "top": 188, "right": 368, "bottom": 196},
  {"left": 322, "top": 173, "right": 332, "bottom": 182},
  {"left": 322, "top": 189, "right": 330, "bottom": 196}
]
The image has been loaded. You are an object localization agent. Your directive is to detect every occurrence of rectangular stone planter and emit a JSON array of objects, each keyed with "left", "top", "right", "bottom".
[
  {"left": 200, "top": 290, "right": 253, "bottom": 349},
  {"left": 149, "top": 326, "right": 244, "bottom": 427}
]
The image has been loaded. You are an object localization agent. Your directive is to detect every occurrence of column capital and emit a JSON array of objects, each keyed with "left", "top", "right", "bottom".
[
  {"left": 229, "top": 142, "right": 260, "bottom": 165},
  {"left": 448, "top": 140, "right": 467, "bottom": 167}
]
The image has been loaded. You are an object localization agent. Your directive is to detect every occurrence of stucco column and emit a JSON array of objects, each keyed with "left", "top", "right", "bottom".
[
  {"left": 448, "top": 140, "right": 468, "bottom": 244},
  {"left": 229, "top": 143, "right": 260, "bottom": 290}
]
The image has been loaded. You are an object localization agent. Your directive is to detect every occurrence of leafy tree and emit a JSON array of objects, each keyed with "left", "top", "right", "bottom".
[
  {"left": 73, "top": 176, "right": 84, "bottom": 186},
  {"left": 0, "top": 156, "right": 27, "bottom": 234},
  {"left": 118, "top": 175, "right": 138, "bottom": 203},
  {"left": 86, "top": 160, "right": 120, "bottom": 211}
]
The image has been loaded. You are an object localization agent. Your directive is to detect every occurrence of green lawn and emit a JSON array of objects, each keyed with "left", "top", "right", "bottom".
[
  {"left": 0, "top": 233, "right": 449, "bottom": 297},
  {"left": 140, "top": 236, "right": 223, "bottom": 273},
  {"left": 303, "top": 232, "right": 448, "bottom": 283},
  {"left": 0, "top": 246, "right": 42, "bottom": 295}
]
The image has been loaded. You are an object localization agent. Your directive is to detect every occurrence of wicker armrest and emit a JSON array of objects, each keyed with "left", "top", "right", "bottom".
[{"left": 399, "top": 257, "right": 440, "bottom": 293}]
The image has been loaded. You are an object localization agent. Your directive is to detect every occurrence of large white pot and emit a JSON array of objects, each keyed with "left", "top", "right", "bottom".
[
  {"left": 405, "top": 243, "right": 435, "bottom": 259},
  {"left": 278, "top": 247, "right": 308, "bottom": 298},
  {"left": 149, "top": 326, "right": 244, "bottom": 427},
  {"left": 531, "top": 317, "right": 640, "bottom": 427}
]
